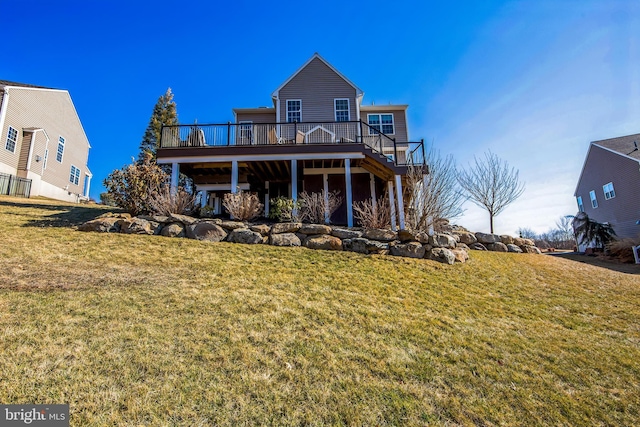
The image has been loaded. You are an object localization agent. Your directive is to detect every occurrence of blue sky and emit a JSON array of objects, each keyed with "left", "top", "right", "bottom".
[{"left": 3, "top": 0, "right": 638, "bottom": 234}]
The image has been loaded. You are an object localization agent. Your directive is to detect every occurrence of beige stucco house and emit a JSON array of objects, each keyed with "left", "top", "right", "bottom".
[{"left": 0, "top": 80, "right": 92, "bottom": 202}]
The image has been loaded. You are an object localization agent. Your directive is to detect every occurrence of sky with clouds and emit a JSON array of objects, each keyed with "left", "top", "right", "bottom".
[{"left": 3, "top": 0, "right": 638, "bottom": 234}]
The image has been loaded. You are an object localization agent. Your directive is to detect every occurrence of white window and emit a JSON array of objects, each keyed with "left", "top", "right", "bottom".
[
  {"left": 368, "top": 113, "right": 394, "bottom": 135},
  {"left": 589, "top": 190, "right": 598, "bottom": 208},
  {"left": 603, "top": 182, "right": 615, "bottom": 200},
  {"left": 56, "top": 136, "right": 65, "bottom": 162},
  {"left": 70, "top": 165, "right": 80, "bottom": 185},
  {"left": 6, "top": 126, "right": 17, "bottom": 153},
  {"left": 286, "top": 100, "right": 301, "bottom": 123},
  {"left": 577, "top": 196, "right": 584, "bottom": 212},
  {"left": 334, "top": 99, "right": 350, "bottom": 122}
]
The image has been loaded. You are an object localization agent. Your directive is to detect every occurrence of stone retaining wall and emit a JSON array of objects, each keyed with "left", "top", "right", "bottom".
[{"left": 78, "top": 213, "right": 541, "bottom": 265}]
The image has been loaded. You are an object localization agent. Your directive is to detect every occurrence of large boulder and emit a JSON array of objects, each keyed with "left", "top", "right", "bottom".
[
  {"left": 454, "top": 231, "right": 477, "bottom": 245},
  {"left": 186, "top": 222, "right": 227, "bottom": 242},
  {"left": 390, "top": 242, "right": 425, "bottom": 259},
  {"left": 397, "top": 229, "right": 416, "bottom": 242},
  {"left": 331, "top": 227, "right": 362, "bottom": 239},
  {"left": 120, "top": 218, "right": 153, "bottom": 235},
  {"left": 506, "top": 244, "right": 523, "bottom": 253},
  {"left": 270, "top": 222, "right": 302, "bottom": 234},
  {"left": 469, "top": 242, "right": 487, "bottom": 251},
  {"left": 250, "top": 224, "right": 271, "bottom": 236},
  {"left": 362, "top": 228, "right": 397, "bottom": 242},
  {"left": 521, "top": 245, "right": 542, "bottom": 254},
  {"left": 220, "top": 220, "right": 247, "bottom": 231},
  {"left": 429, "top": 233, "right": 457, "bottom": 249},
  {"left": 299, "top": 224, "right": 332, "bottom": 235},
  {"left": 500, "top": 235, "right": 515, "bottom": 245},
  {"left": 138, "top": 215, "right": 170, "bottom": 224},
  {"left": 97, "top": 212, "right": 131, "bottom": 220},
  {"left": 78, "top": 217, "right": 122, "bottom": 233},
  {"left": 160, "top": 222, "right": 186, "bottom": 238},
  {"left": 269, "top": 233, "right": 301, "bottom": 247},
  {"left": 451, "top": 248, "right": 470, "bottom": 263},
  {"left": 227, "top": 228, "right": 263, "bottom": 244},
  {"left": 487, "top": 242, "right": 508, "bottom": 252},
  {"left": 305, "top": 235, "right": 343, "bottom": 251},
  {"left": 428, "top": 248, "right": 456, "bottom": 265},
  {"left": 415, "top": 232, "right": 430, "bottom": 244},
  {"left": 344, "top": 238, "right": 389, "bottom": 254},
  {"left": 475, "top": 232, "right": 501, "bottom": 244},
  {"left": 168, "top": 213, "right": 198, "bottom": 226}
]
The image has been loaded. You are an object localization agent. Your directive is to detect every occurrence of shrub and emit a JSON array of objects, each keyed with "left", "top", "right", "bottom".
[
  {"left": 269, "top": 197, "right": 301, "bottom": 222},
  {"left": 606, "top": 237, "right": 640, "bottom": 263},
  {"left": 148, "top": 186, "right": 196, "bottom": 216},
  {"left": 298, "top": 190, "right": 343, "bottom": 224},
  {"left": 223, "top": 190, "right": 263, "bottom": 221},
  {"left": 353, "top": 195, "right": 391, "bottom": 229}
]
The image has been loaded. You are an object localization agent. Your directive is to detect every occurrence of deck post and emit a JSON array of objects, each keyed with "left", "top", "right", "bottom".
[
  {"left": 200, "top": 190, "right": 208, "bottom": 208},
  {"left": 323, "top": 173, "right": 330, "bottom": 224},
  {"left": 345, "top": 159, "right": 353, "bottom": 227},
  {"left": 170, "top": 162, "right": 179, "bottom": 195},
  {"left": 369, "top": 173, "right": 377, "bottom": 217},
  {"left": 387, "top": 181, "right": 397, "bottom": 231},
  {"left": 231, "top": 160, "right": 238, "bottom": 193},
  {"left": 395, "top": 175, "right": 405, "bottom": 230},
  {"left": 291, "top": 159, "right": 298, "bottom": 218},
  {"left": 264, "top": 181, "right": 270, "bottom": 217}
]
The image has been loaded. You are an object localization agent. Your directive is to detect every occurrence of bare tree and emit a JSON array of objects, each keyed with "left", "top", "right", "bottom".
[
  {"left": 457, "top": 151, "right": 525, "bottom": 233},
  {"left": 353, "top": 195, "right": 391, "bottom": 229},
  {"left": 298, "top": 190, "right": 343, "bottom": 224},
  {"left": 405, "top": 147, "right": 465, "bottom": 232}
]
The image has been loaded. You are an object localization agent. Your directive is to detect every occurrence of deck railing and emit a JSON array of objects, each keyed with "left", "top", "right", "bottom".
[{"left": 160, "top": 121, "right": 426, "bottom": 168}]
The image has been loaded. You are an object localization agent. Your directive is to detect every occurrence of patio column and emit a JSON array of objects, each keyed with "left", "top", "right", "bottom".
[
  {"left": 345, "top": 159, "right": 353, "bottom": 227},
  {"left": 395, "top": 174, "right": 405, "bottom": 230},
  {"left": 84, "top": 174, "right": 92, "bottom": 198},
  {"left": 264, "top": 181, "right": 270, "bottom": 217},
  {"left": 170, "top": 162, "right": 179, "bottom": 194},
  {"left": 323, "top": 173, "right": 330, "bottom": 224},
  {"left": 231, "top": 160, "right": 238, "bottom": 193},
  {"left": 200, "top": 190, "right": 208, "bottom": 208},
  {"left": 387, "top": 181, "right": 397, "bottom": 231},
  {"left": 291, "top": 159, "right": 298, "bottom": 218},
  {"left": 369, "top": 173, "right": 377, "bottom": 217}
]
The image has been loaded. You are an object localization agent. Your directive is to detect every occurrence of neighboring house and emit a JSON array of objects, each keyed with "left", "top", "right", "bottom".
[
  {"left": 0, "top": 80, "right": 92, "bottom": 202},
  {"left": 574, "top": 133, "right": 640, "bottom": 244},
  {"left": 157, "top": 53, "right": 427, "bottom": 228}
]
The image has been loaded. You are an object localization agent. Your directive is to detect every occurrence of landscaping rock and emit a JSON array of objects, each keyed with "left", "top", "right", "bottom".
[
  {"left": 429, "top": 233, "right": 457, "bottom": 249},
  {"left": 168, "top": 213, "right": 198, "bottom": 226},
  {"left": 397, "top": 229, "right": 416, "bottom": 242},
  {"left": 186, "top": 222, "right": 227, "bottom": 242},
  {"left": 362, "top": 228, "right": 397, "bottom": 242},
  {"left": 305, "top": 235, "right": 343, "bottom": 251},
  {"left": 97, "top": 212, "right": 131, "bottom": 220},
  {"left": 415, "top": 232, "right": 430, "bottom": 244},
  {"left": 475, "top": 232, "right": 501, "bottom": 244},
  {"left": 120, "top": 218, "right": 153, "bottom": 235},
  {"left": 451, "top": 247, "right": 470, "bottom": 263},
  {"left": 78, "top": 217, "right": 122, "bottom": 233},
  {"left": 344, "top": 238, "right": 389, "bottom": 254},
  {"left": 299, "top": 224, "right": 332, "bottom": 235},
  {"left": 250, "top": 224, "right": 271, "bottom": 235},
  {"left": 507, "top": 243, "right": 523, "bottom": 253},
  {"left": 429, "top": 247, "right": 456, "bottom": 265},
  {"left": 390, "top": 242, "right": 425, "bottom": 259},
  {"left": 220, "top": 220, "right": 246, "bottom": 230},
  {"left": 454, "top": 231, "right": 477, "bottom": 245},
  {"left": 469, "top": 242, "right": 488, "bottom": 251},
  {"left": 138, "top": 215, "right": 170, "bottom": 224},
  {"left": 160, "top": 222, "right": 186, "bottom": 238},
  {"left": 227, "top": 228, "right": 263, "bottom": 244},
  {"left": 487, "top": 242, "right": 508, "bottom": 252},
  {"left": 269, "top": 233, "right": 301, "bottom": 247},
  {"left": 270, "top": 222, "right": 302, "bottom": 234},
  {"left": 500, "top": 235, "right": 514, "bottom": 245},
  {"left": 148, "top": 221, "right": 162, "bottom": 235},
  {"left": 521, "top": 245, "right": 542, "bottom": 254},
  {"left": 331, "top": 227, "right": 362, "bottom": 239}
]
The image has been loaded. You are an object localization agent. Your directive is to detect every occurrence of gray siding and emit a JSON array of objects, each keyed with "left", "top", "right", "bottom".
[
  {"left": 0, "top": 87, "right": 90, "bottom": 195},
  {"left": 278, "top": 57, "right": 357, "bottom": 123},
  {"left": 235, "top": 110, "right": 276, "bottom": 123},
  {"left": 575, "top": 144, "right": 640, "bottom": 239},
  {"left": 360, "top": 106, "right": 409, "bottom": 142}
]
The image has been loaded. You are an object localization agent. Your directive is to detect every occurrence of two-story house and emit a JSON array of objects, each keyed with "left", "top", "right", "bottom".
[
  {"left": 156, "top": 53, "right": 427, "bottom": 228},
  {"left": 574, "top": 132, "right": 640, "bottom": 243},
  {"left": 0, "top": 80, "right": 92, "bottom": 202}
]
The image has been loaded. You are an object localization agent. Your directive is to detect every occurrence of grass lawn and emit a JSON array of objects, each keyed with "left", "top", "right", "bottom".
[{"left": 0, "top": 196, "right": 639, "bottom": 426}]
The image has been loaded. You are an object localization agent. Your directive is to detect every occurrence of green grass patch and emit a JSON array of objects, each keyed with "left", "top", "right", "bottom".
[{"left": 1, "top": 196, "right": 639, "bottom": 425}]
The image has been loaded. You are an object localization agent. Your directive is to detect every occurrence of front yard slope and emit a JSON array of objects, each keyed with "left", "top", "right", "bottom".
[{"left": 1, "top": 197, "right": 639, "bottom": 426}]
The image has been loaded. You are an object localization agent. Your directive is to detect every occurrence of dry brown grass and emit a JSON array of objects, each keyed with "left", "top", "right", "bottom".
[{"left": 1, "top": 196, "right": 640, "bottom": 426}]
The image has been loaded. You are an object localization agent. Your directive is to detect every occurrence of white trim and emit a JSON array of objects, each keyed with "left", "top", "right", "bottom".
[
  {"left": 1, "top": 85, "right": 67, "bottom": 94},
  {"left": 170, "top": 162, "right": 179, "bottom": 192},
  {"left": 304, "top": 167, "right": 368, "bottom": 175},
  {"left": 334, "top": 98, "right": 350, "bottom": 122},
  {"left": 305, "top": 125, "right": 335, "bottom": 142},
  {"left": 0, "top": 90, "right": 10, "bottom": 147},
  {"left": 576, "top": 196, "right": 584, "bottom": 212},
  {"left": 589, "top": 189, "right": 598, "bottom": 208},
  {"left": 286, "top": 99, "right": 302, "bottom": 123},
  {"left": 291, "top": 159, "right": 298, "bottom": 217},
  {"left": 388, "top": 181, "right": 397, "bottom": 231},
  {"left": 323, "top": 173, "right": 329, "bottom": 224},
  {"left": 603, "top": 182, "right": 615, "bottom": 200},
  {"left": 395, "top": 174, "right": 405, "bottom": 230},
  {"left": 5, "top": 125, "right": 18, "bottom": 153},
  {"left": 156, "top": 152, "right": 366, "bottom": 164},
  {"left": 231, "top": 160, "right": 239, "bottom": 193},
  {"left": 197, "top": 183, "right": 250, "bottom": 191},
  {"left": 345, "top": 159, "right": 353, "bottom": 227},
  {"left": 69, "top": 164, "right": 81, "bottom": 185},
  {"left": 367, "top": 113, "right": 395, "bottom": 135},
  {"left": 56, "top": 135, "right": 65, "bottom": 163}
]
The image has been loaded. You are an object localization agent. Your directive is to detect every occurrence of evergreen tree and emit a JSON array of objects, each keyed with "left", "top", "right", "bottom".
[{"left": 138, "top": 88, "right": 178, "bottom": 160}]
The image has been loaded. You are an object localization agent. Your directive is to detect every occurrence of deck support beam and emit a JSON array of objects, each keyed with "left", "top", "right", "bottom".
[
  {"left": 291, "top": 159, "right": 298, "bottom": 218},
  {"left": 369, "top": 173, "right": 377, "bottom": 217},
  {"left": 264, "top": 181, "right": 270, "bottom": 217},
  {"left": 170, "top": 162, "right": 179, "bottom": 195},
  {"left": 345, "top": 159, "right": 353, "bottom": 227},
  {"left": 231, "top": 160, "right": 238, "bottom": 193},
  {"left": 395, "top": 174, "right": 405, "bottom": 230},
  {"left": 388, "top": 181, "right": 397, "bottom": 231},
  {"left": 323, "top": 173, "right": 330, "bottom": 224}
]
